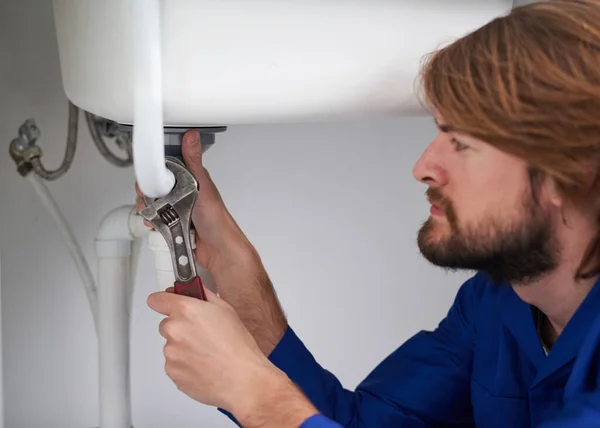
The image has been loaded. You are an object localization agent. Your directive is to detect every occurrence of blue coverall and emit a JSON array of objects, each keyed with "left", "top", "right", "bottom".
[{"left": 265, "top": 273, "right": 600, "bottom": 427}]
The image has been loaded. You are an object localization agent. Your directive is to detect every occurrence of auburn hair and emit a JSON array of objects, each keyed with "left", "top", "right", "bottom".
[{"left": 419, "top": 0, "right": 600, "bottom": 279}]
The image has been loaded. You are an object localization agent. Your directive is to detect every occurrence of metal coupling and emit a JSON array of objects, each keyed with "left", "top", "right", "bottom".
[{"left": 8, "top": 118, "right": 42, "bottom": 177}]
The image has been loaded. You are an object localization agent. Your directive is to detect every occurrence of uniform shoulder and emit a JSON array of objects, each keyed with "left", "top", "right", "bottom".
[{"left": 455, "top": 271, "right": 500, "bottom": 306}]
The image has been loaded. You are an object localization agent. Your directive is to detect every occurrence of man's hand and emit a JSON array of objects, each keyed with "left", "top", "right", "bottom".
[
  {"left": 136, "top": 130, "right": 288, "bottom": 355},
  {"left": 135, "top": 131, "right": 254, "bottom": 273},
  {"left": 147, "top": 288, "right": 318, "bottom": 427}
]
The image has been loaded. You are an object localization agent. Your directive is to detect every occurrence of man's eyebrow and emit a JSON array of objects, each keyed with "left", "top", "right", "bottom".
[{"left": 434, "top": 118, "right": 455, "bottom": 133}]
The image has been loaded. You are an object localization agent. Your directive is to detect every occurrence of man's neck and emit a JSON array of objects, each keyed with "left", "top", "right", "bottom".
[
  {"left": 512, "top": 260, "right": 597, "bottom": 339},
  {"left": 513, "top": 206, "right": 599, "bottom": 339}
]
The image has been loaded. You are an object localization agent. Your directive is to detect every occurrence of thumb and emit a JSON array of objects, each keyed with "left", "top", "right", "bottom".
[
  {"left": 147, "top": 291, "right": 178, "bottom": 316},
  {"left": 181, "top": 130, "right": 205, "bottom": 179},
  {"left": 181, "top": 130, "right": 224, "bottom": 205}
]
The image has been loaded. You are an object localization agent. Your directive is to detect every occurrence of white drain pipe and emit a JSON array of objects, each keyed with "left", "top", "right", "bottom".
[
  {"left": 96, "top": 256, "right": 131, "bottom": 428},
  {"left": 28, "top": 176, "right": 216, "bottom": 427},
  {"left": 131, "top": 0, "right": 175, "bottom": 198},
  {"left": 95, "top": 206, "right": 149, "bottom": 428},
  {"left": 148, "top": 229, "right": 218, "bottom": 293}
]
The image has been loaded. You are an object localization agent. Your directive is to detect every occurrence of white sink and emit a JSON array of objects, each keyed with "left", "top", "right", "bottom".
[{"left": 52, "top": 0, "right": 512, "bottom": 126}]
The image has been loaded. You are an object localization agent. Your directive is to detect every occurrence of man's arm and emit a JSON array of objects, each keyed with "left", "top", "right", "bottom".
[
  {"left": 231, "top": 366, "right": 343, "bottom": 428},
  {"left": 168, "top": 132, "right": 477, "bottom": 425},
  {"left": 219, "top": 270, "right": 483, "bottom": 427},
  {"left": 211, "top": 246, "right": 289, "bottom": 356}
]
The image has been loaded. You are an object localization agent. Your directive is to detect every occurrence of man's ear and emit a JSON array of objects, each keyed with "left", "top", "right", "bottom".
[
  {"left": 540, "top": 177, "right": 571, "bottom": 227},
  {"left": 528, "top": 167, "right": 561, "bottom": 208},
  {"left": 545, "top": 177, "right": 564, "bottom": 209}
]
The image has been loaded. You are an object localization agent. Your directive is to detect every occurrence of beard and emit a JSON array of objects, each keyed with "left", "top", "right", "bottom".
[{"left": 417, "top": 186, "right": 560, "bottom": 285}]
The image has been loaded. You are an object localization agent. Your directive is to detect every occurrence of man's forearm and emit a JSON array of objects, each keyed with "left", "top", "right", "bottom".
[
  {"left": 213, "top": 244, "right": 288, "bottom": 355},
  {"left": 232, "top": 366, "right": 319, "bottom": 428}
]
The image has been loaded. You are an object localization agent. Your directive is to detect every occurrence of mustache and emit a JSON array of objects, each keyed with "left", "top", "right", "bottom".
[
  {"left": 426, "top": 187, "right": 449, "bottom": 210},
  {"left": 426, "top": 187, "right": 458, "bottom": 226}
]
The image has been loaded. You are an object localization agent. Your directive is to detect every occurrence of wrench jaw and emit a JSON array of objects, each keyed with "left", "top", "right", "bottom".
[
  {"left": 143, "top": 208, "right": 198, "bottom": 284},
  {"left": 140, "top": 157, "right": 199, "bottom": 214},
  {"left": 168, "top": 194, "right": 199, "bottom": 283},
  {"left": 139, "top": 157, "right": 201, "bottom": 286}
]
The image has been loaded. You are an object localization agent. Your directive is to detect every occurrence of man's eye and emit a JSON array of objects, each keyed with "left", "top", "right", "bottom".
[{"left": 451, "top": 138, "right": 469, "bottom": 152}]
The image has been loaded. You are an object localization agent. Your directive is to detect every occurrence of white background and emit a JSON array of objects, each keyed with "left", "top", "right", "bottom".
[{"left": 0, "top": 1, "right": 494, "bottom": 427}]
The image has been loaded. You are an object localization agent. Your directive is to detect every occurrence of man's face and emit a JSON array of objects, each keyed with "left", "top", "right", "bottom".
[{"left": 413, "top": 118, "right": 560, "bottom": 285}]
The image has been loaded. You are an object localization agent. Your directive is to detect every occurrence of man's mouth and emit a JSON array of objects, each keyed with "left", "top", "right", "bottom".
[
  {"left": 428, "top": 201, "right": 445, "bottom": 217},
  {"left": 425, "top": 188, "right": 448, "bottom": 218}
]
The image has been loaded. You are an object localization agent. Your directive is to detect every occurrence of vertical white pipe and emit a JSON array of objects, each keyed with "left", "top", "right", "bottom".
[
  {"left": 132, "top": 0, "right": 175, "bottom": 198},
  {"left": 97, "top": 256, "right": 131, "bottom": 428},
  {"left": 148, "top": 230, "right": 177, "bottom": 291},
  {"left": 148, "top": 230, "right": 218, "bottom": 293},
  {"left": 94, "top": 205, "right": 148, "bottom": 428}
]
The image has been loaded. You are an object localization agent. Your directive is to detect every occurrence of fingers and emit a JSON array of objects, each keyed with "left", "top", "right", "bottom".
[
  {"left": 203, "top": 286, "right": 219, "bottom": 303},
  {"left": 182, "top": 130, "right": 206, "bottom": 180},
  {"left": 135, "top": 194, "right": 144, "bottom": 214},
  {"left": 149, "top": 287, "right": 218, "bottom": 316},
  {"left": 158, "top": 317, "right": 183, "bottom": 342},
  {"left": 158, "top": 317, "right": 170, "bottom": 339},
  {"left": 149, "top": 286, "right": 223, "bottom": 313},
  {"left": 134, "top": 183, "right": 154, "bottom": 228},
  {"left": 181, "top": 131, "right": 225, "bottom": 207},
  {"left": 135, "top": 194, "right": 153, "bottom": 228},
  {"left": 203, "top": 286, "right": 230, "bottom": 309}
]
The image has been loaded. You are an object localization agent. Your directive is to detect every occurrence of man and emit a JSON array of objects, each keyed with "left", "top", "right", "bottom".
[{"left": 138, "top": 0, "right": 600, "bottom": 426}]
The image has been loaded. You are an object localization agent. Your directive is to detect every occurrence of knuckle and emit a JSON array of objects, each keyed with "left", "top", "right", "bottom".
[
  {"left": 164, "top": 361, "right": 177, "bottom": 380},
  {"left": 160, "top": 319, "right": 181, "bottom": 342},
  {"left": 158, "top": 318, "right": 166, "bottom": 335},
  {"left": 176, "top": 299, "right": 196, "bottom": 318},
  {"left": 163, "top": 342, "right": 179, "bottom": 361}
]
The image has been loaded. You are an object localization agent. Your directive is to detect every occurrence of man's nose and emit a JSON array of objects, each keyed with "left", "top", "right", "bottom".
[{"left": 413, "top": 142, "right": 448, "bottom": 187}]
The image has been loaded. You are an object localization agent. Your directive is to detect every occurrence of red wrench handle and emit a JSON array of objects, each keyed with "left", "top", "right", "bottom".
[{"left": 174, "top": 276, "right": 207, "bottom": 301}]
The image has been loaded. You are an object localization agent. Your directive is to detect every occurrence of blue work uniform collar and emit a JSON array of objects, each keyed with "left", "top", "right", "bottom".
[{"left": 496, "top": 276, "right": 600, "bottom": 389}]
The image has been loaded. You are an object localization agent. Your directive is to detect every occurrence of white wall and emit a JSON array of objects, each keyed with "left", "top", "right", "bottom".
[
  {"left": 0, "top": 253, "right": 3, "bottom": 428},
  {"left": 0, "top": 1, "right": 471, "bottom": 427}
]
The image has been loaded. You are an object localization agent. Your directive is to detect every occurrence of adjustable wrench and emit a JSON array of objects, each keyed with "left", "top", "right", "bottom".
[{"left": 139, "top": 157, "right": 207, "bottom": 300}]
